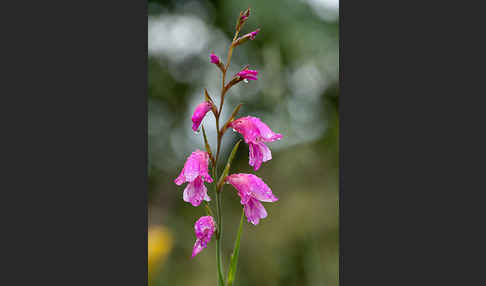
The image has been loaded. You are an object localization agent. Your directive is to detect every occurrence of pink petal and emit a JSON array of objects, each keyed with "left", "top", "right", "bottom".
[
  {"left": 174, "top": 170, "right": 186, "bottom": 185},
  {"left": 247, "top": 174, "right": 278, "bottom": 202},
  {"left": 248, "top": 142, "right": 264, "bottom": 171},
  {"left": 226, "top": 174, "right": 278, "bottom": 203},
  {"left": 250, "top": 117, "right": 282, "bottom": 142},
  {"left": 183, "top": 177, "right": 210, "bottom": 207},
  {"left": 248, "top": 142, "right": 272, "bottom": 171},
  {"left": 230, "top": 116, "right": 282, "bottom": 144},
  {"left": 243, "top": 198, "right": 267, "bottom": 225},
  {"left": 259, "top": 142, "right": 272, "bottom": 162},
  {"left": 175, "top": 150, "right": 213, "bottom": 185},
  {"left": 192, "top": 238, "right": 204, "bottom": 258}
]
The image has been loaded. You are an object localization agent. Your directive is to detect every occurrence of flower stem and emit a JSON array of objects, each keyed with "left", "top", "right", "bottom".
[
  {"left": 214, "top": 25, "right": 240, "bottom": 286},
  {"left": 216, "top": 189, "right": 224, "bottom": 286},
  {"left": 213, "top": 168, "right": 225, "bottom": 286}
]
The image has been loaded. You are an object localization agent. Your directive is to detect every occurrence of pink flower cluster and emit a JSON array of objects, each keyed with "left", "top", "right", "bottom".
[{"left": 173, "top": 8, "right": 283, "bottom": 258}]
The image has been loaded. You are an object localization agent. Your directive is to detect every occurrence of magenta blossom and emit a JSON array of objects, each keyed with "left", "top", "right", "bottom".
[
  {"left": 192, "top": 216, "right": 216, "bottom": 258},
  {"left": 237, "top": 69, "right": 258, "bottom": 81},
  {"left": 175, "top": 150, "right": 213, "bottom": 206},
  {"left": 210, "top": 53, "right": 220, "bottom": 64},
  {"left": 191, "top": 101, "right": 212, "bottom": 132},
  {"left": 226, "top": 174, "right": 278, "bottom": 225},
  {"left": 230, "top": 116, "right": 282, "bottom": 170}
]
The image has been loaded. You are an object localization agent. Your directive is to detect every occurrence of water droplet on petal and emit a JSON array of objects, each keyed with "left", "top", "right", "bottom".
[
  {"left": 243, "top": 79, "right": 249, "bottom": 83},
  {"left": 232, "top": 128, "right": 237, "bottom": 132}
]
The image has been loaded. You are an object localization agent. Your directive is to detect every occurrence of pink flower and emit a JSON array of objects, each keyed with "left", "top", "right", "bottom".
[
  {"left": 175, "top": 150, "right": 213, "bottom": 206},
  {"left": 192, "top": 216, "right": 216, "bottom": 258},
  {"left": 210, "top": 53, "right": 220, "bottom": 64},
  {"left": 236, "top": 69, "right": 258, "bottom": 81},
  {"left": 191, "top": 101, "right": 212, "bottom": 132},
  {"left": 226, "top": 174, "right": 278, "bottom": 225},
  {"left": 230, "top": 116, "right": 282, "bottom": 170}
]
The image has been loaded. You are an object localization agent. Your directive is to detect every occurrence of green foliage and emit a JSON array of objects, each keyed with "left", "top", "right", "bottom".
[{"left": 227, "top": 208, "right": 244, "bottom": 286}]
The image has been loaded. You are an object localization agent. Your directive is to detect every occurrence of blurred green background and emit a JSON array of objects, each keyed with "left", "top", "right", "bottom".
[{"left": 148, "top": 0, "right": 339, "bottom": 285}]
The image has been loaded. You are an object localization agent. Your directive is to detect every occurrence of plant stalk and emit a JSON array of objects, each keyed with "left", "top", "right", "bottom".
[{"left": 214, "top": 25, "right": 240, "bottom": 286}]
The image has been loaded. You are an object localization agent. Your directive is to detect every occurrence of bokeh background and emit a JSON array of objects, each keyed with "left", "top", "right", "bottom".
[{"left": 148, "top": 0, "right": 339, "bottom": 285}]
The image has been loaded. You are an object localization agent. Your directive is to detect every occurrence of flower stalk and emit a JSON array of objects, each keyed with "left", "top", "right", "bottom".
[{"left": 173, "top": 8, "right": 281, "bottom": 286}]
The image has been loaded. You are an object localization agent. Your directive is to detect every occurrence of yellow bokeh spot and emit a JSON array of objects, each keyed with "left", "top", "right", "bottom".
[{"left": 148, "top": 225, "right": 173, "bottom": 279}]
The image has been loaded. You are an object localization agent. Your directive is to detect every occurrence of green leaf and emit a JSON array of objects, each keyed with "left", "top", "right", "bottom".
[
  {"left": 204, "top": 202, "right": 215, "bottom": 218},
  {"left": 227, "top": 208, "right": 245, "bottom": 286},
  {"left": 204, "top": 88, "right": 215, "bottom": 105},
  {"left": 217, "top": 140, "right": 242, "bottom": 190},
  {"left": 221, "top": 103, "right": 243, "bottom": 135},
  {"left": 202, "top": 125, "right": 215, "bottom": 165},
  {"left": 229, "top": 103, "right": 243, "bottom": 122}
]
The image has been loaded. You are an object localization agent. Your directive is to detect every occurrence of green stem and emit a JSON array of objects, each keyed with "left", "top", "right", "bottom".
[
  {"left": 214, "top": 23, "right": 240, "bottom": 286},
  {"left": 216, "top": 190, "right": 224, "bottom": 285},
  {"left": 213, "top": 169, "right": 225, "bottom": 286}
]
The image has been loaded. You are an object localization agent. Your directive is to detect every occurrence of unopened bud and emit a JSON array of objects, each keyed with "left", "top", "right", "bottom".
[
  {"left": 236, "top": 8, "right": 251, "bottom": 31},
  {"left": 233, "top": 29, "right": 260, "bottom": 47},
  {"left": 209, "top": 52, "right": 225, "bottom": 73}
]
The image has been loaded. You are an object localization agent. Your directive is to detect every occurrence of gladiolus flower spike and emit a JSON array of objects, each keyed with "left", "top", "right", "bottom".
[{"left": 172, "top": 8, "right": 283, "bottom": 284}]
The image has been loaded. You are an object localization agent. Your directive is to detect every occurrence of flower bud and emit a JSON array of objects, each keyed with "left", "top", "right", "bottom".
[
  {"left": 236, "top": 8, "right": 251, "bottom": 31},
  {"left": 237, "top": 69, "right": 258, "bottom": 81},
  {"left": 223, "top": 68, "right": 258, "bottom": 93},
  {"left": 210, "top": 53, "right": 220, "bottom": 64},
  {"left": 233, "top": 29, "right": 260, "bottom": 47},
  {"left": 191, "top": 101, "right": 213, "bottom": 132},
  {"left": 209, "top": 52, "right": 225, "bottom": 72}
]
